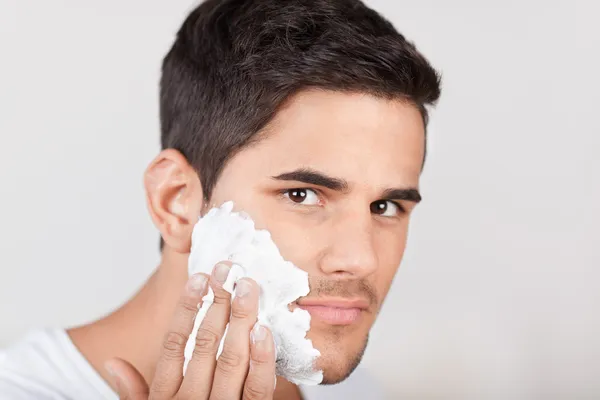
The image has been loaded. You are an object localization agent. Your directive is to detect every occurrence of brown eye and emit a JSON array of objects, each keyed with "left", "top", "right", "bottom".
[
  {"left": 284, "top": 188, "right": 319, "bottom": 205},
  {"left": 289, "top": 189, "right": 307, "bottom": 203},
  {"left": 370, "top": 200, "right": 401, "bottom": 217}
]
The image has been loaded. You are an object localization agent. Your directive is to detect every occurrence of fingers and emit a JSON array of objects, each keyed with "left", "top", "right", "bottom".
[
  {"left": 150, "top": 272, "right": 209, "bottom": 398},
  {"left": 208, "top": 278, "right": 260, "bottom": 399},
  {"left": 105, "top": 358, "right": 149, "bottom": 400},
  {"left": 179, "top": 262, "right": 233, "bottom": 398},
  {"left": 242, "top": 324, "right": 276, "bottom": 400},
  {"left": 145, "top": 262, "right": 269, "bottom": 400}
]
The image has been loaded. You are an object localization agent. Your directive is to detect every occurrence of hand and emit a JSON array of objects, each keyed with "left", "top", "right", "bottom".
[{"left": 105, "top": 262, "right": 276, "bottom": 400}]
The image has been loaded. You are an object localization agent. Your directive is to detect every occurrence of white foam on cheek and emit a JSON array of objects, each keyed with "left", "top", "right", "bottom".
[{"left": 183, "top": 201, "right": 323, "bottom": 385}]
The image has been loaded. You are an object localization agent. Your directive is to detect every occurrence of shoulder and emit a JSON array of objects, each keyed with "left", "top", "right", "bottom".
[
  {"left": 2, "top": 329, "right": 64, "bottom": 366},
  {"left": 0, "top": 328, "right": 116, "bottom": 400},
  {"left": 0, "top": 329, "right": 72, "bottom": 399}
]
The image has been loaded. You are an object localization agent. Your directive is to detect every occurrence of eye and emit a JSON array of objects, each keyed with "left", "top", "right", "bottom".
[
  {"left": 283, "top": 188, "right": 320, "bottom": 205},
  {"left": 370, "top": 200, "right": 403, "bottom": 217}
]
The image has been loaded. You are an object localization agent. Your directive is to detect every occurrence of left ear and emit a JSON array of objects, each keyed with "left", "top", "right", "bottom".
[{"left": 143, "top": 149, "right": 204, "bottom": 253}]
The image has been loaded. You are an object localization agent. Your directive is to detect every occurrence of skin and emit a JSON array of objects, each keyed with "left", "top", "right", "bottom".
[{"left": 69, "top": 89, "right": 425, "bottom": 399}]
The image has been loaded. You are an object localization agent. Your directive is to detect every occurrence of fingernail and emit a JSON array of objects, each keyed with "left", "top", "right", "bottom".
[
  {"left": 104, "top": 361, "right": 116, "bottom": 377},
  {"left": 187, "top": 274, "right": 207, "bottom": 295},
  {"left": 214, "top": 263, "right": 230, "bottom": 284},
  {"left": 105, "top": 362, "right": 123, "bottom": 393},
  {"left": 235, "top": 279, "right": 252, "bottom": 298},
  {"left": 251, "top": 323, "right": 268, "bottom": 343}
]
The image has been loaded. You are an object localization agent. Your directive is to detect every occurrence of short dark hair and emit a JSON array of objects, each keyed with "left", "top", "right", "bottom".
[{"left": 159, "top": 0, "right": 441, "bottom": 249}]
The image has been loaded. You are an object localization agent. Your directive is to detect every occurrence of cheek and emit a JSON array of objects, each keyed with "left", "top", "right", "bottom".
[
  {"left": 373, "top": 226, "right": 408, "bottom": 294},
  {"left": 261, "top": 212, "right": 322, "bottom": 271}
]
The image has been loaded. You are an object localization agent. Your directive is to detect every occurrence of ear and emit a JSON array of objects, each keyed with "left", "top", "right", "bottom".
[{"left": 144, "top": 149, "right": 203, "bottom": 253}]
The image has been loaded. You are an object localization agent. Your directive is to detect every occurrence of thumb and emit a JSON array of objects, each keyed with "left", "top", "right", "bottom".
[{"left": 105, "top": 358, "right": 150, "bottom": 400}]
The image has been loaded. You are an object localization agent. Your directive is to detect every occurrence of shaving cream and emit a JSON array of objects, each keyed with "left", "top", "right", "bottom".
[{"left": 183, "top": 201, "right": 323, "bottom": 385}]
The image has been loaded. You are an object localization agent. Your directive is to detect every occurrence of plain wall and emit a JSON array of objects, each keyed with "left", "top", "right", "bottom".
[{"left": 1, "top": 0, "right": 598, "bottom": 398}]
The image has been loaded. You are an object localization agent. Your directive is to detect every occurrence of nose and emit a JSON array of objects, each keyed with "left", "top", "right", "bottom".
[{"left": 317, "top": 210, "right": 378, "bottom": 279}]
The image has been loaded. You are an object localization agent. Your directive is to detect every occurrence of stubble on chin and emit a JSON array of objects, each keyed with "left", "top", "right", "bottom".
[{"left": 317, "top": 333, "right": 369, "bottom": 385}]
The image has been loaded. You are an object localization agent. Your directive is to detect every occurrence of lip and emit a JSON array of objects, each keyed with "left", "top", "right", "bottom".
[
  {"left": 296, "top": 297, "right": 369, "bottom": 310},
  {"left": 295, "top": 298, "right": 369, "bottom": 325}
]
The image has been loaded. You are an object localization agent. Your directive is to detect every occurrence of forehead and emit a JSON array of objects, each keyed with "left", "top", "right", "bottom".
[{"left": 225, "top": 89, "right": 425, "bottom": 188}]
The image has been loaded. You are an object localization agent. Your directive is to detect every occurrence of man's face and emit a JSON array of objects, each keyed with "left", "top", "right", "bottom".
[{"left": 208, "top": 89, "right": 425, "bottom": 384}]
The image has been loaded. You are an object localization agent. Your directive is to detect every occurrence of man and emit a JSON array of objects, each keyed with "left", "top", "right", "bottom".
[{"left": 0, "top": 0, "right": 440, "bottom": 398}]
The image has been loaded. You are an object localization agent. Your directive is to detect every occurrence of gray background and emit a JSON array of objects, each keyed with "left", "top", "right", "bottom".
[{"left": 1, "top": 0, "right": 598, "bottom": 398}]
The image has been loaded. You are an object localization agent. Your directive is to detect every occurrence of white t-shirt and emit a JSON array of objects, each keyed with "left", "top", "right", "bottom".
[{"left": 0, "top": 329, "right": 383, "bottom": 400}]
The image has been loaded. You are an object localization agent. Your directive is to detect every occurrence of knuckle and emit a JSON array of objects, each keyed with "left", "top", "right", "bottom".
[
  {"left": 193, "top": 327, "right": 221, "bottom": 355},
  {"left": 244, "top": 380, "right": 269, "bottom": 400},
  {"left": 230, "top": 304, "right": 252, "bottom": 320},
  {"left": 162, "top": 331, "right": 187, "bottom": 358},
  {"left": 178, "top": 298, "right": 199, "bottom": 314},
  {"left": 212, "top": 290, "right": 231, "bottom": 305},
  {"left": 250, "top": 349, "right": 272, "bottom": 365},
  {"left": 216, "top": 349, "right": 245, "bottom": 374}
]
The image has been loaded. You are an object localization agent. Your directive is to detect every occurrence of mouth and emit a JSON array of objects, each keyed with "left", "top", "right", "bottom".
[{"left": 294, "top": 298, "right": 369, "bottom": 325}]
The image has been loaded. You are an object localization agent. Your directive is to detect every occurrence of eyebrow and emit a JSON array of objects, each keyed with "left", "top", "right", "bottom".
[
  {"left": 271, "top": 168, "right": 422, "bottom": 203},
  {"left": 271, "top": 168, "right": 349, "bottom": 191},
  {"left": 381, "top": 188, "right": 422, "bottom": 203}
]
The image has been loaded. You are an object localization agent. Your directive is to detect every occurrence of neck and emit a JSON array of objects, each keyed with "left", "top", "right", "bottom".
[{"left": 68, "top": 248, "right": 302, "bottom": 400}]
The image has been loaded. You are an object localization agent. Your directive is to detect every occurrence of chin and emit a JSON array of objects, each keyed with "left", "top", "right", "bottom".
[{"left": 313, "top": 332, "right": 369, "bottom": 385}]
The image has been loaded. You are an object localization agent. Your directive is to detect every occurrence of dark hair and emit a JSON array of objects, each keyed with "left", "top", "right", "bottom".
[{"left": 159, "top": 0, "right": 441, "bottom": 249}]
